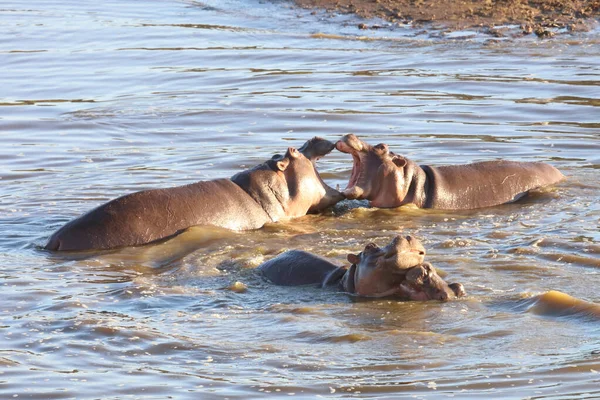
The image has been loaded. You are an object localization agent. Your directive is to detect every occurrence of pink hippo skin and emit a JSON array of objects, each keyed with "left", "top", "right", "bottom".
[{"left": 336, "top": 134, "right": 564, "bottom": 209}]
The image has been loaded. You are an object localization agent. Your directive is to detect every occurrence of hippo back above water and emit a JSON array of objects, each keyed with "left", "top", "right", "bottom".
[
  {"left": 45, "top": 137, "right": 343, "bottom": 251},
  {"left": 336, "top": 134, "right": 564, "bottom": 210}
]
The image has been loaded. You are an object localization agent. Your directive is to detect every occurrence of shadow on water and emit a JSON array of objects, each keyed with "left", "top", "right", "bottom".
[{"left": 42, "top": 225, "right": 243, "bottom": 273}]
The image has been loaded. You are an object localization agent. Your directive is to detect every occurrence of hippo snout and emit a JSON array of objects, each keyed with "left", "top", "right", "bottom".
[
  {"left": 437, "top": 291, "right": 450, "bottom": 302},
  {"left": 337, "top": 133, "right": 365, "bottom": 152},
  {"left": 386, "top": 235, "right": 426, "bottom": 257},
  {"left": 377, "top": 235, "right": 427, "bottom": 271},
  {"left": 404, "top": 263, "right": 464, "bottom": 301},
  {"left": 449, "top": 283, "right": 466, "bottom": 298},
  {"left": 405, "top": 235, "right": 425, "bottom": 255},
  {"left": 298, "top": 137, "right": 336, "bottom": 161}
]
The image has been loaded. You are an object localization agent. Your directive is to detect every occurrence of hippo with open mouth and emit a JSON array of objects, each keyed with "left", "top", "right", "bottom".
[
  {"left": 45, "top": 137, "right": 343, "bottom": 251},
  {"left": 259, "top": 235, "right": 465, "bottom": 301},
  {"left": 336, "top": 134, "right": 564, "bottom": 209}
]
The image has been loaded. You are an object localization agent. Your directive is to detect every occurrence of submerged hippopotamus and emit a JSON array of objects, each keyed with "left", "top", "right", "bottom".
[
  {"left": 45, "top": 137, "right": 343, "bottom": 251},
  {"left": 259, "top": 235, "right": 465, "bottom": 301},
  {"left": 336, "top": 134, "right": 564, "bottom": 209}
]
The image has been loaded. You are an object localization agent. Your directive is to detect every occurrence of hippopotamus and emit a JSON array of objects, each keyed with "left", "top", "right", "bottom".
[
  {"left": 45, "top": 137, "right": 343, "bottom": 251},
  {"left": 259, "top": 235, "right": 465, "bottom": 301},
  {"left": 336, "top": 134, "right": 564, "bottom": 209}
]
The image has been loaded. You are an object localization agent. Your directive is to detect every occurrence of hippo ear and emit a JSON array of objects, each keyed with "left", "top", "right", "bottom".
[
  {"left": 449, "top": 283, "right": 466, "bottom": 298},
  {"left": 421, "top": 262, "right": 435, "bottom": 275},
  {"left": 392, "top": 156, "right": 407, "bottom": 168},
  {"left": 406, "top": 265, "right": 427, "bottom": 284},
  {"left": 287, "top": 147, "right": 300, "bottom": 159},
  {"left": 347, "top": 253, "right": 360, "bottom": 264},
  {"left": 276, "top": 158, "right": 290, "bottom": 172}
]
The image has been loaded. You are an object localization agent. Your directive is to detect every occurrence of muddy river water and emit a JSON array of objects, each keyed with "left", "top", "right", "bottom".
[{"left": 1, "top": 0, "right": 600, "bottom": 398}]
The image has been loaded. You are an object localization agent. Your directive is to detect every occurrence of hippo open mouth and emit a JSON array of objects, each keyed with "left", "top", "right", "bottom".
[
  {"left": 348, "top": 156, "right": 362, "bottom": 191},
  {"left": 298, "top": 136, "right": 336, "bottom": 163},
  {"left": 335, "top": 134, "right": 368, "bottom": 200},
  {"left": 298, "top": 137, "right": 345, "bottom": 213},
  {"left": 336, "top": 134, "right": 565, "bottom": 210}
]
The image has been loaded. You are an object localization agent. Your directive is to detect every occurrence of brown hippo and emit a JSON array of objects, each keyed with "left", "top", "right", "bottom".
[
  {"left": 336, "top": 134, "right": 564, "bottom": 209},
  {"left": 45, "top": 137, "right": 343, "bottom": 251},
  {"left": 259, "top": 235, "right": 465, "bottom": 301}
]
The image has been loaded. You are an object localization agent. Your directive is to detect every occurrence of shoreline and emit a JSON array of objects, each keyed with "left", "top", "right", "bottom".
[{"left": 293, "top": 0, "right": 600, "bottom": 37}]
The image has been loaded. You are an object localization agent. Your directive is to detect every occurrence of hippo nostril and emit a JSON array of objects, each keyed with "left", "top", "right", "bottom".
[
  {"left": 390, "top": 235, "right": 403, "bottom": 247},
  {"left": 365, "top": 243, "right": 379, "bottom": 252}
]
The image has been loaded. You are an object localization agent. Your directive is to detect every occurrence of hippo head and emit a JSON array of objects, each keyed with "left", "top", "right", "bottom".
[
  {"left": 335, "top": 134, "right": 414, "bottom": 208},
  {"left": 232, "top": 137, "right": 343, "bottom": 222},
  {"left": 399, "top": 263, "right": 466, "bottom": 301},
  {"left": 298, "top": 136, "right": 337, "bottom": 163},
  {"left": 341, "top": 235, "right": 426, "bottom": 297},
  {"left": 298, "top": 137, "right": 345, "bottom": 213}
]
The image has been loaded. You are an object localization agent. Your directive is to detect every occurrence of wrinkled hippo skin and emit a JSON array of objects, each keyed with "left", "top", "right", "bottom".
[
  {"left": 258, "top": 235, "right": 465, "bottom": 301},
  {"left": 336, "top": 134, "right": 564, "bottom": 209},
  {"left": 45, "top": 138, "right": 343, "bottom": 251}
]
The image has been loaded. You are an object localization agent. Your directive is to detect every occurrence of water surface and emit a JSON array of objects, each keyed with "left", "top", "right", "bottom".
[{"left": 1, "top": 0, "right": 599, "bottom": 398}]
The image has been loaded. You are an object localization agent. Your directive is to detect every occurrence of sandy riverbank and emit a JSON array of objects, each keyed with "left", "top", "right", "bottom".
[{"left": 294, "top": 0, "right": 599, "bottom": 37}]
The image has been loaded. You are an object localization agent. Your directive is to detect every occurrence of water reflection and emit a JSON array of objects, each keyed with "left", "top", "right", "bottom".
[{"left": 1, "top": 0, "right": 599, "bottom": 398}]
